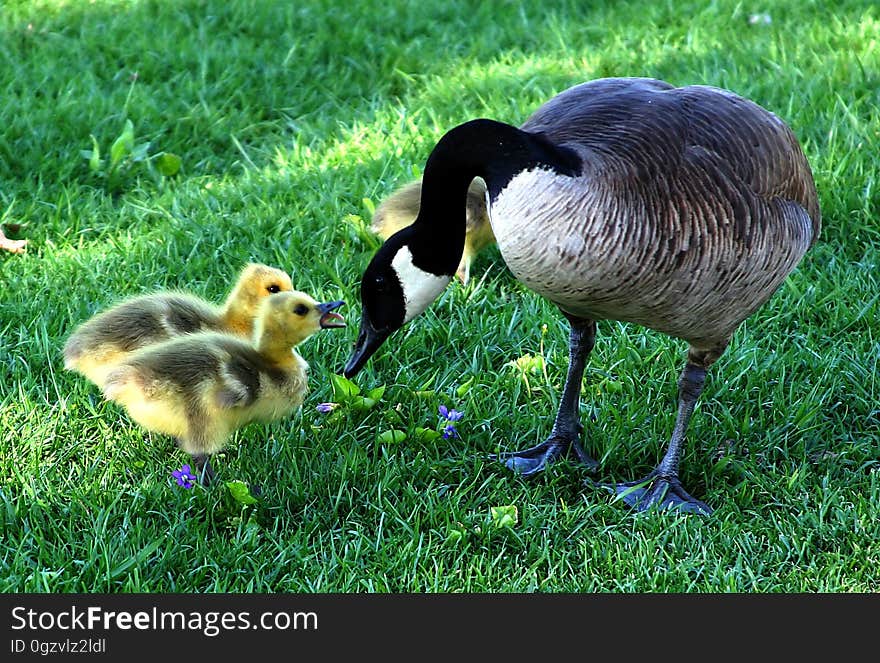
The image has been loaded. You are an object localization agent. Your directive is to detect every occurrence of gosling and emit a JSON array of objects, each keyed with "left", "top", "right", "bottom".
[
  {"left": 63, "top": 263, "right": 293, "bottom": 387},
  {"left": 102, "top": 290, "right": 346, "bottom": 482}
]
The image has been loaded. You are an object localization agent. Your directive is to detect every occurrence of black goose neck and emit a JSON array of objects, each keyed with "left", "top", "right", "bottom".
[
  {"left": 408, "top": 119, "right": 581, "bottom": 275},
  {"left": 422, "top": 118, "right": 580, "bottom": 201}
]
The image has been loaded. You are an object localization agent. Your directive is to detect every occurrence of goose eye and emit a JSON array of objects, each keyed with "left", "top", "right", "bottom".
[
  {"left": 294, "top": 304, "right": 309, "bottom": 316},
  {"left": 374, "top": 276, "right": 386, "bottom": 290},
  {"left": 267, "top": 284, "right": 281, "bottom": 294}
]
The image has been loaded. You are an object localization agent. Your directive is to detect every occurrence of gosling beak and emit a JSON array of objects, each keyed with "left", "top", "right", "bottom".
[
  {"left": 317, "top": 300, "right": 346, "bottom": 329},
  {"left": 343, "top": 311, "right": 390, "bottom": 378}
]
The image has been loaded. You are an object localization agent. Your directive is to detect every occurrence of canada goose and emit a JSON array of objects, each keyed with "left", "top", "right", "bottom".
[
  {"left": 344, "top": 77, "right": 820, "bottom": 515},
  {"left": 64, "top": 263, "right": 294, "bottom": 387},
  {"left": 372, "top": 178, "right": 494, "bottom": 284},
  {"left": 103, "top": 290, "right": 346, "bottom": 482}
]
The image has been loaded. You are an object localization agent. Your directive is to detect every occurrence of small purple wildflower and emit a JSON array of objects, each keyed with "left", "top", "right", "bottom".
[
  {"left": 172, "top": 464, "right": 197, "bottom": 489},
  {"left": 439, "top": 405, "right": 463, "bottom": 422},
  {"left": 439, "top": 404, "right": 463, "bottom": 439},
  {"left": 316, "top": 402, "right": 339, "bottom": 414}
]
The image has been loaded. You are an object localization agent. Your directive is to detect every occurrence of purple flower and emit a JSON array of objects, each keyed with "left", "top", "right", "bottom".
[
  {"left": 442, "top": 424, "right": 459, "bottom": 440},
  {"left": 172, "top": 464, "right": 197, "bottom": 489},
  {"left": 316, "top": 402, "right": 338, "bottom": 414},
  {"left": 439, "top": 405, "right": 463, "bottom": 422}
]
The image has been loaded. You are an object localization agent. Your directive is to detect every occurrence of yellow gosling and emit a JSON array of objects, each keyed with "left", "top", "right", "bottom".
[
  {"left": 63, "top": 263, "right": 293, "bottom": 387},
  {"left": 102, "top": 290, "right": 345, "bottom": 483}
]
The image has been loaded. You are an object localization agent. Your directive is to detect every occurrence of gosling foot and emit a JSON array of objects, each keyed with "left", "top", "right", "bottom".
[
  {"left": 598, "top": 471, "right": 712, "bottom": 515},
  {"left": 495, "top": 436, "right": 598, "bottom": 476}
]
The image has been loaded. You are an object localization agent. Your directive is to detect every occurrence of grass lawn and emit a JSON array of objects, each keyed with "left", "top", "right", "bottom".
[{"left": 1, "top": 0, "right": 878, "bottom": 592}]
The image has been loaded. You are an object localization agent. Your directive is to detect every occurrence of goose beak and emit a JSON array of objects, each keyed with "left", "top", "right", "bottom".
[
  {"left": 318, "top": 300, "right": 346, "bottom": 329},
  {"left": 343, "top": 313, "right": 389, "bottom": 378}
]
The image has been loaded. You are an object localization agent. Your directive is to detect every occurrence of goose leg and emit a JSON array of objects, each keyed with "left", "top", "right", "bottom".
[
  {"left": 498, "top": 316, "right": 599, "bottom": 475},
  {"left": 600, "top": 347, "right": 722, "bottom": 515},
  {"left": 191, "top": 453, "right": 216, "bottom": 485},
  {"left": 180, "top": 411, "right": 217, "bottom": 486},
  {"left": 177, "top": 431, "right": 216, "bottom": 486}
]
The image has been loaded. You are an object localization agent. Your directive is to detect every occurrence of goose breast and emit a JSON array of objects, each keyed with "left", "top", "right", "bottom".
[{"left": 490, "top": 78, "right": 820, "bottom": 348}]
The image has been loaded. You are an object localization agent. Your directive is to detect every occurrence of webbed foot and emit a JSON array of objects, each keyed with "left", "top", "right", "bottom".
[
  {"left": 495, "top": 436, "right": 598, "bottom": 476},
  {"left": 597, "top": 471, "right": 712, "bottom": 515}
]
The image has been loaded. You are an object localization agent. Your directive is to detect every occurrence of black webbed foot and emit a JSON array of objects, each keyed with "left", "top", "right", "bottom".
[
  {"left": 495, "top": 436, "right": 598, "bottom": 476},
  {"left": 596, "top": 470, "right": 712, "bottom": 515}
]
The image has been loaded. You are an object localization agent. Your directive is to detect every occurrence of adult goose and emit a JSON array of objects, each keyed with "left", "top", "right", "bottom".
[{"left": 343, "top": 77, "right": 820, "bottom": 515}]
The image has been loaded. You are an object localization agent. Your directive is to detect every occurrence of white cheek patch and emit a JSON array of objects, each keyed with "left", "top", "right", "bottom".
[{"left": 391, "top": 247, "right": 452, "bottom": 323}]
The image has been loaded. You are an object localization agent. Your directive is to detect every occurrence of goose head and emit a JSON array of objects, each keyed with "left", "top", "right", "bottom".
[
  {"left": 344, "top": 118, "right": 581, "bottom": 378},
  {"left": 344, "top": 225, "right": 457, "bottom": 377}
]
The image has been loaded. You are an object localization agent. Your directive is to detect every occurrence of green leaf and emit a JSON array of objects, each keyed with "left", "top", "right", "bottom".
[
  {"left": 156, "top": 152, "right": 182, "bottom": 176},
  {"left": 87, "top": 135, "right": 102, "bottom": 172},
  {"left": 414, "top": 427, "right": 442, "bottom": 442},
  {"left": 490, "top": 505, "right": 518, "bottom": 529},
  {"left": 456, "top": 376, "right": 476, "bottom": 397},
  {"left": 506, "top": 353, "right": 545, "bottom": 374},
  {"left": 445, "top": 527, "right": 466, "bottom": 544},
  {"left": 362, "top": 197, "right": 376, "bottom": 216},
  {"left": 366, "top": 385, "right": 386, "bottom": 400},
  {"left": 351, "top": 396, "right": 377, "bottom": 411},
  {"left": 599, "top": 379, "right": 623, "bottom": 394},
  {"left": 346, "top": 384, "right": 383, "bottom": 411},
  {"left": 330, "top": 374, "right": 360, "bottom": 401},
  {"left": 377, "top": 429, "right": 407, "bottom": 444},
  {"left": 225, "top": 480, "right": 259, "bottom": 505},
  {"left": 109, "top": 119, "right": 135, "bottom": 171}
]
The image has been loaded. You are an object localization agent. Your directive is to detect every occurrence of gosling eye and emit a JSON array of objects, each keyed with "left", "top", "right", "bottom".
[
  {"left": 266, "top": 284, "right": 281, "bottom": 294},
  {"left": 294, "top": 304, "right": 309, "bottom": 316}
]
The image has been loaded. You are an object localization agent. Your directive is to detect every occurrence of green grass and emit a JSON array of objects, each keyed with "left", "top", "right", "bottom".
[{"left": 1, "top": 0, "right": 878, "bottom": 592}]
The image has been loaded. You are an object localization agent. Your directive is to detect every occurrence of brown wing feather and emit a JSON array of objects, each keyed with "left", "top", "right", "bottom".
[{"left": 521, "top": 78, "right": 820, "bottom": 242}]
